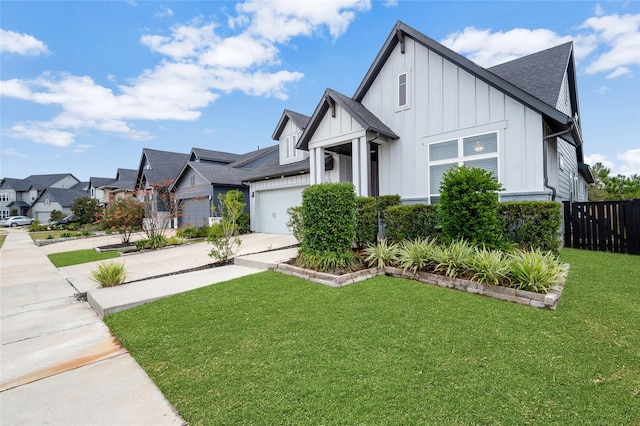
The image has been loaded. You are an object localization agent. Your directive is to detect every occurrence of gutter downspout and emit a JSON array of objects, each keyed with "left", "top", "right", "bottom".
[{"left": 543, "top": 123, "right": 575, "bottom": 201}]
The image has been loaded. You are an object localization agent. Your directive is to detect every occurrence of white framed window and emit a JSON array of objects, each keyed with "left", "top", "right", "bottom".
[
  {"left": 0, "top": 209, "right": 9, "bottom": 219},
  {"left": 397, "top": 72, "right": 409, "bottom": 109},
  {"left": 285, "top": 134, "right": 298, "bottom": 160},
  {"left": 0, "top": 193, "right": 8, "bottom": 202},
  {"left": 428, "top": 132, "right": 499, "bottom": 203},
  {"left": 45, "top": 198, "right": 50, "bottom": 206},
  {"left": 190, "top": 175, "right": 195, "bottom": 187},
  {"left": 285, "top": 136, "right": 290, "bottom": 159}
]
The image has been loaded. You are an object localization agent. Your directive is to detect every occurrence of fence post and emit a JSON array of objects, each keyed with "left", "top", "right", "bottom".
[
  {"left": 563, "top": 201, "right": 572, "bottom": 248},
  {"left": 626, "top": 199, "right": 640, "bottom": 255}
]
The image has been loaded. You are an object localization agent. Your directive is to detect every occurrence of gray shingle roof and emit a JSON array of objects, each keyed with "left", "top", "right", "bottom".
[
  {"left": 298, "top": 88, "right": 399, "bottom": 150},
  {"left": 89, "top": 177, "right": 114, "bottom": 188},
  {"left": 39, "top": 187, "right": 88, "bottom": 208},
  {"left": 0, "top": 178, "right": 33, "bottom": 192},
  {"left": 24, "top": 174, "right": 78, "bottom": 190},
  {"left": 272, "top": 109, "right": 311, "bottom": 140},
  {"left": 138, "top": 148, "right": 189, "bottom": 187},
  {"left": 232, "top": 145, "right": 279, "bottom": 169},
  {"left": 189, "top": 161, "right": 251, "bottom": 186},
  {"left": 244, "top": 155, "right": 310, "bottom": 181},
  {"left": 190, "top": 148, "right": 241, "bottom": 164},
  {"left": 488, "top": 42, "right": 573, "bottom": 109}
]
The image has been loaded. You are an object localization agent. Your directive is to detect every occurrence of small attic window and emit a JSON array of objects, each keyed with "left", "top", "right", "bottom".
[{"left": 397, "top": 72, "right": 409, "bottom": 110}]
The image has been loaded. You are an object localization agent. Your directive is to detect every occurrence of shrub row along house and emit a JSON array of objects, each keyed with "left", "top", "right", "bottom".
[{"left": 1, "top": 21, "right": 593, "bottom": 232}]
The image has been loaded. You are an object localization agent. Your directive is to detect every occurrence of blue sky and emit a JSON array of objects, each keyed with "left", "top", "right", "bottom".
[{"left": 1, "top": 0, "right": 639, "bottom": 182}]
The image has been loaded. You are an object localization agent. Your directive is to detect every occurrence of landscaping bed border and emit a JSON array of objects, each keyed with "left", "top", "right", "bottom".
[{"left": 274, "top": 262, "right": 568, "bottom": 310}]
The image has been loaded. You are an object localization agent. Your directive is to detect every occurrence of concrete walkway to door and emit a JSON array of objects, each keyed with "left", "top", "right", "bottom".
[{"left": 0, "top": 228, "right": 185, "bottom": 425}]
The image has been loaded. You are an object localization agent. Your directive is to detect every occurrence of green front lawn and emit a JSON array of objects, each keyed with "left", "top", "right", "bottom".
[
  {"left": 105, "top": 249, "right": 640, "bottom": 425},
  {"left": 48, "top": 249, "right": 123, "bottom": 267}
]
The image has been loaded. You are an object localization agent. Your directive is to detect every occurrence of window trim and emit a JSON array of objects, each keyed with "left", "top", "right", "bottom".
[{"left": 396, "top": 71, "right": 410, "bottom": 110}]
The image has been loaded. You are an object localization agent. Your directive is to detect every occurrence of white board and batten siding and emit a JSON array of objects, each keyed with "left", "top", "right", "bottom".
[
  {"left": 250, "top": 174, "right": 309, "bottom": 234},
  {"left": 360, "top": 36, "right": 547, "bottom": 203}
]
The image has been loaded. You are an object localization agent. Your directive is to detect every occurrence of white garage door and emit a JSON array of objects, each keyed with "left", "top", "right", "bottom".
[{"left": 256, "top": 186, "right": 305, "bottom": 234}]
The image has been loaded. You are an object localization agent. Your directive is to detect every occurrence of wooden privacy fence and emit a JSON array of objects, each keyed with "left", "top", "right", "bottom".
[{"left": 563, "top": 199, "right": 640, "bottom": 255}]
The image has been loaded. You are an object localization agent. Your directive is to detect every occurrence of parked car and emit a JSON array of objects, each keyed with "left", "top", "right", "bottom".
[
  {"left": 0, "top": 216, "right": 34, "bottom": 227},
  {"left": 50, "top": 215, "right": 75, "bottom": 226}
]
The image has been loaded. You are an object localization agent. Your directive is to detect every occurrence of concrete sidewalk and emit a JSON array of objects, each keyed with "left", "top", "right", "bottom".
[
  {"left": 1, "top": 228, "right": 298, "bottom": 425},
  {"left": 0, "top": 229, "right": 184, "bottom": 425}
]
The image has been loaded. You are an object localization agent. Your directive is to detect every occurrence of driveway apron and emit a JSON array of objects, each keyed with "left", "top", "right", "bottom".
[{"left": 0, "top": 229, "right": 184, "bottom": 425}]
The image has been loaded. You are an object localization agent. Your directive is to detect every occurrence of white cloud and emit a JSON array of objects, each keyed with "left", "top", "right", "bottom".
[
  {"left": 0, "top": 29, "right": 50, "bottom": 56},
  {"left": 441, "top": 27, "right": 579, "bottom": 67},
  {"left": 155, "top": 5, "right": 174, "bottom": 18},
  {"left": 9, "top": 123, "right": 75, "bottom": 147},
  {"left": 1, "top": 0, "right": 369, "bottom": 148},
  {"left": 585, "top": 151, "right": 640, "bottom": 177},
  {"left": 2, "top": 148, "right": 29, "bottom": 158},
  {"left": 384, "top": 0, "right": 399, "bottom": 7},
  {"left": 594, "top": 4, "right": 604, "bottom": 17},
  {"left": 606, "top": 66, "right": 631, "bottom": 79},
  {"left": 73, "top": 144, "right": 92, "bottom": 153},
  {"left": 441, "top": 12, "right": 639, "bottom": 78},
  {"left": 616, "top": 148, "right": 640, "bottom": 176},
  {"left": 597, "top": 86, "right": 610, "bottom": 94},
  {"left": 584, "top": 153, "right": 615, "bottom": 170},
  {"left": 583, "top": 13, "right": 640, "bottom": 76},
  {"left": 235, "top": 0, "right": 371, "bottom": 43}
]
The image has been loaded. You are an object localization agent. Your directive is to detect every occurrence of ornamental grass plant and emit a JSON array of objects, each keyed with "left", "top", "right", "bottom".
[
  {"left": 363, "top": 239, "right": 564, "bottom": 294},
  {"left": 90, "top": 261, "right": 128, "bottom": 287}
]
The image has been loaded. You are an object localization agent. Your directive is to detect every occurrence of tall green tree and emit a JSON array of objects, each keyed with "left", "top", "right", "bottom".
[
  {"left": 588, "top": 162, "right": 640, "bottom": 201},
  {"left": 71, "top": 196, "right": 101, "bottom": 225}
]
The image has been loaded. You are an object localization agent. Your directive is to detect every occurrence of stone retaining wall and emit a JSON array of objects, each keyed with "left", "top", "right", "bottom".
[{"left": 273, "top": 262, "right": 568, "bottom": 310}]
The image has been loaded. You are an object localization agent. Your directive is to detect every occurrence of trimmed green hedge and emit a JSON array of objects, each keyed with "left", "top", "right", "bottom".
[
  {"left": 499, "top": 201, "right": 562, "bottom": 254},
  {"left": 382, "top": 201, "right": 561, "bottom": 253},
  {"left": 355, "top": 197, "right": 377, "bottom": 248},
  {"left": 383, "top": 204, "right": 442, "bottom": 243},
  {"left": 301, "top": 183, "right": 356, "bottom": 253}
]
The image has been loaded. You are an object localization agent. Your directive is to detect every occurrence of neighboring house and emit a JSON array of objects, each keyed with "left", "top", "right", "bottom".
[
  {"left": 248, "top": 21, "right": 594, "bottom": 234},
  {"left": 96, "top": 168, "right": 137, "bottom": 209},
  {"left": 171, "top": 146, "right": 278, "bottom": 228},
  {"left": 135, "top": 148, "right": 190, "bottom": 229},
  {"left": 0, "top": 173, "right": 81, "bottom": 220},
  {"left": 0, "top": 178, "right": 35, "bottom": 218},
  {"left": 88, "top": 177, "right": 114, "bottom": 206},
  {"left": 31, "top": 186, "right": 88, "bottom": 223}
]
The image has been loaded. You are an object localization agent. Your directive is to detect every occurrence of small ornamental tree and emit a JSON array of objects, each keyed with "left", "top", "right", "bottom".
[
  {"left": 71, "top": 196, "right": 101, "bottom": 225},
  {"left": 439, "top": 165, "right": 503, "bottom": 248},
  {"left": 101, "top": 198, "right": 144, "bottom": 243},
  {"left": 208, "top": 190, "right": 245, "bottom": 262},
  {"left": 49, "top": 209, "right": 65, "bottom": 222}
]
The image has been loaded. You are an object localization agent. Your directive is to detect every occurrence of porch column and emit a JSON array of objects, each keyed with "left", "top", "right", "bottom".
[
  {"left": 309, "top": 147, "right": 317, "bottom": 185},
  {"left": 315, "top": 147, "right": 325, "bottom": 184},
  {"left": 352, "top": 139, "right": 361, "bottom": 195},
  {"left": 359, "top": 136, "right": 370, "bottom": 197}
]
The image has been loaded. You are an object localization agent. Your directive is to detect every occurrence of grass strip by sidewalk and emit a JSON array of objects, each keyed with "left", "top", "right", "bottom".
[
  {"left": 48, "top": 248, "right": 122, "bottom": 267},
  {"left": 105, "top": 249, "right": 640, "bottom": 425}
]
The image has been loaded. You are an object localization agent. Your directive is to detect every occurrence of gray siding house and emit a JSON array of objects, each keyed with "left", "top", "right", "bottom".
[
  {"left": 248, "top": 21, "right": 594, "bottom": 234},
  {"left": 171, "top": 146, "right": 278, "bottom": 228}
]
